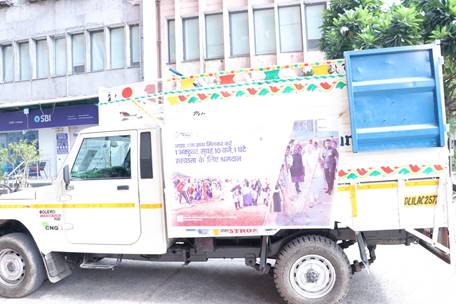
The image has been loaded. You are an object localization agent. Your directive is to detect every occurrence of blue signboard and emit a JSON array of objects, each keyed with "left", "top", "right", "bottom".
[{"left": 0, "top": 104, "right": 99, "bottom": 132}]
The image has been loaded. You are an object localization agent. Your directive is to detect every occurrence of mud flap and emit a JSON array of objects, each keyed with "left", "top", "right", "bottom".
[
  {"left": 356, "top": 232, "right": 370, "bottom": 273},
  {"left": 43, "top": 252, "right": 72, "bottom": 283}
]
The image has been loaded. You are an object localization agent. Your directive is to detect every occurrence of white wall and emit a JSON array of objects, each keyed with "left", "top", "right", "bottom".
[
  {"left": 38, "top": 128, "right": 57, "bottom": 177},
  {"left": 0, "top": 0, "right": 142, "bottom": 105},
  {"left": 156, "top": 0, "right": 327, "bottom": 78}
]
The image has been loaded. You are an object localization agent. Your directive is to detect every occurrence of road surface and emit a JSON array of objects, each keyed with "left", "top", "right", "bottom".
[{"left": 2, "top": 244, "right": 455, "bottom": 304}]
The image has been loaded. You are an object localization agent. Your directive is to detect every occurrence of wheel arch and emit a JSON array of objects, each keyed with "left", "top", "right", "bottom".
[
  {"left": 0, "top": 220, "right": 34, "bottom": 238},
  {"left": 269, "top": 228, "right": 356, "bottom": 257},
  {"left": 0, "top": 219, "right": 71, "bottom": 284}
]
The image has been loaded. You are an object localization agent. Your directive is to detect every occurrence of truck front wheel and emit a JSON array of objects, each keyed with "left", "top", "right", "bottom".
[
  {"left": 0, "top": 233, "right": 45, "bottom": 298},
  {"left": 274, "top": 235, "right": 351, "bottom": 304}
]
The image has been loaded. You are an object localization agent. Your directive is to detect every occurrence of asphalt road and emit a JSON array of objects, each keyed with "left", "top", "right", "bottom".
[{"left": 2, "top": 244, "right": 456, "bottom": 304}]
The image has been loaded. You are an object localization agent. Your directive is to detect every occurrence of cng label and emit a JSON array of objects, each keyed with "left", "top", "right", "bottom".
[{"left": 404, "top": 194, "right": 437, "bottom": 207}]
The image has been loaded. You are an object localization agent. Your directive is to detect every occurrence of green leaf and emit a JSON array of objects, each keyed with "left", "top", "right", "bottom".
[
  {"left": 347, "top": 172, "right": 358, "bottom": 179},
  {"left": 307, "top": 84, "right": 318, "bottom": 91},
  {"left": 336, "top": 81, "right": 346, "bottom": 89},
  {"left": 259, "top": 88, "right": 270, "bottom": 96},
  {"left": 283, "top": 86, "right": 294, "bottom": 93},
  {"left": 369, "top": 170, "right": 381, "bottom": 176}
]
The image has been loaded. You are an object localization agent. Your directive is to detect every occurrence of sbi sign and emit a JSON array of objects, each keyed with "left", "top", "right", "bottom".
[{"left": 33, "top": 114, "right": 52, "bottom": 123}]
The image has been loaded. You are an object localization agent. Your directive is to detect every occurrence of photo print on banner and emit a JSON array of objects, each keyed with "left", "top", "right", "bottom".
[{"left": 170, "top": 119, "right": 338, "bottom": 228}]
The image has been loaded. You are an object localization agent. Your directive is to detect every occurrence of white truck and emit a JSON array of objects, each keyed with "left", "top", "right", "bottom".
[{"left": 0, "top": 43, "right": 454, "bottom": 304}]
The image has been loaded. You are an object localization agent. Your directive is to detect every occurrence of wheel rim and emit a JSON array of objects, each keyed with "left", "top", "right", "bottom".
[
  {"left": 289, "top": 254, "right": 336, "bottom": 299},
  {"left": 0, "top": 248, "right": 26, "bottom": 286}
]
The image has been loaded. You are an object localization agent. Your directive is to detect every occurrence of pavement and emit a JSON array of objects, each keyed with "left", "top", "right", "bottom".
[{"left": 2, "top": 244, "right": 456, "bottom": 304}]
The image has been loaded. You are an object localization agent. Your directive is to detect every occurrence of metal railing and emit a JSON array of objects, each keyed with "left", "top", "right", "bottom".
[{"left": 0, "top": 159, "right": 53, "bottom": 194}]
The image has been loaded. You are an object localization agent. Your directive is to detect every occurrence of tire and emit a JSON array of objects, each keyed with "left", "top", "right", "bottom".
[
  {"left": 0, "top": 233, "right": 46, "bottom": 298},
  {"left": 274, "top": 235, "right": 351, "bottom": 304}
]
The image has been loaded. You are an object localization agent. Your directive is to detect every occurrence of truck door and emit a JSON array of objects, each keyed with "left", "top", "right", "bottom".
[{"left": 62, "top": 130, "right": 141, "bottom": 245}]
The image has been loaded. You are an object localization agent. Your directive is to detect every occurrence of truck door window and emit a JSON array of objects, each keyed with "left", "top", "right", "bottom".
[
  {"left": 71, "top": 135, "right": 131, "bottom": 180},
  {"left": 140, "top": 132, "right": 153, "bottom": 179}
]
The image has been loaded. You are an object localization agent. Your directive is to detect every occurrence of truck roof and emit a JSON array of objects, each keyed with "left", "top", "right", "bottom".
[{"left": 80, "top": 118, "right": 158, "bottom": 135}]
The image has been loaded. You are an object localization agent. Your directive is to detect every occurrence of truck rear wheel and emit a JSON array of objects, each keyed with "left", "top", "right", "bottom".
[
  {"left": 0, "top": 233, "right": 45, "bottom": 298},
  {"left": 274, "top": 235, "right": 351, "bottom": 304}
]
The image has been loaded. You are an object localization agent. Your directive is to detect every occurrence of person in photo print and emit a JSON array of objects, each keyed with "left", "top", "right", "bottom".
[
  {"left": 242, "top": 180, "right": 253, "bottom": 206},
  {"left": 232, "top": 185, "right": 242, "bottom": 210},
  {"left": 290, "top": 144, "right": 305, "bottom": 193},
  {"left": 323, "top": 139, "right": 338, "bottom": 194}
]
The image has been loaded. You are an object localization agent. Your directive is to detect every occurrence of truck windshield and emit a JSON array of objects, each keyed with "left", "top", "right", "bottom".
[{"left": 71, "top": 135, "right": 131, "bottom": 180}]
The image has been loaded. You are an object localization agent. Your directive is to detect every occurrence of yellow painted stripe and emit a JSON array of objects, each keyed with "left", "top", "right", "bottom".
[
  {"left": 338, "top": 185, "right": 351, "bottom": 192},
  {"left": 358, "top": 183, "right": 397, "bottom": 190},
  {"left": 140, "top": 203, "right": 163, "bottom": 209},
  {"left": 350, "top": 185, "right": 358, "bottom": 218},
  {"left": 0, "top": 204, "right": 30, "bottom": 209},
  {"left": 405, "top": 180, "right": 439, "bottom": 187},
  {"left": 337, "top": 183, "right": 397, "bottom": 192},
  {"left": 0, "top": 203, "right": 163, "bottom": 209},
  {"left": 338, "top": 179, "right": 439, "bottom": 192},
  {"left": 32, "top": 203, "right": 135, "bottom": 209},
  {"left": 0, "top": 203, "right": 136, "bottom": 209}
]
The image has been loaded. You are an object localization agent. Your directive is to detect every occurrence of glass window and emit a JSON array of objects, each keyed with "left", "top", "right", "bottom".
[
  {"left": 140, "top": 132, "right": 153, "bottom": 179},
  {"left": 205, "top": 13, "right": 224, "bottom": 59},
  {"left": 183, "top": 17, "right": 200, "bottom": 61},
  {"left": 168, "top": 19, "right": 176, "bottom": 63},
  {"left": 2, "top": 45, "right": 13, "bottom": 82},
  {"left": 19, "top": 42, "right": 31, "bottom": 81},
  {"left": 0, "top": 131, "right": 38, "bottom": 174},
  {"left": 230, "top": 11, "right": 249, "bottom": 57},
  {"left": 36, "top": 39, "right": 49, "bottom": 78},
  {"left": 130, "top": 25, "right": 140, "bottom": 66},
  {"left": 71, "top": 135, "right": 131, "bottom": 180},
  {"left": 54, "top": 37, "right": 66, "bottom": 76},
  {"left": 279, "top": 6, "right": 303, "bottom": 53},
  {"left": 110, "top": 27, "right": 125, "bottom": 69},
  {"left": 72, "top": 33, "right": 85, "bottom": 73},
  {"left": 305, "top": 4, "right": 325, "bottom": 51},
  {"left": 254, "top": 8, "right": 276, "bottom": 55},
  {"left": 91, "top": 30, "right": 105, "bottom": 71}
]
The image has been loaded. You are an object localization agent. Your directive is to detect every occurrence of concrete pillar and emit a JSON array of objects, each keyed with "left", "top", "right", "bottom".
[{"left": 142, "top": 0, "right": 159, "bottom": 81}]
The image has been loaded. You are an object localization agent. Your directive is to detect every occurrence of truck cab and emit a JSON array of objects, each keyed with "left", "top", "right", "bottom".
[
  {"left": 0, "top": 121, "right": 170, "bottom": 295},
  {"left": 58, "top": 121, "right": 168, "bottom": 252}
]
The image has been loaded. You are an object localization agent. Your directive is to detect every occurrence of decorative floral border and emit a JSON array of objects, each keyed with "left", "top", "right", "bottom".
[
  {"left": 99, "top": 59, "right": 347, "bottom": 106},
  {"left": 338, "top": 164, "right": 446, "bottom": 180},
  {"left": 167, "top": 59, "right": 346, "bottom": 82},
  {"left": 165, "top": 78, "right": 346, "bottom": 105}
]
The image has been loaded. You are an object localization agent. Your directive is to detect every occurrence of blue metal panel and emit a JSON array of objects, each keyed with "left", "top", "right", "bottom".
[{"left": 344, "top": 44, "right": 445, "bottom": 152}]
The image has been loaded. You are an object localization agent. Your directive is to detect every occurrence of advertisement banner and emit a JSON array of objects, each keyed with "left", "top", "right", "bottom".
[
  {"left": 56, "top": 133, "right": 69, "bottom": 155},
  {"left": 163, "top": 91, "right": 341, "bottom": 236}
]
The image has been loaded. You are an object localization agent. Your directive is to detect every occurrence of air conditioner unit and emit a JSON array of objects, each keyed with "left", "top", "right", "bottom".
[
  {"left": 0, "top": 0, "right": 14, "bottom": 7},
  {"left": 127, "top": 0, "right": 140, "bottom": 6}
]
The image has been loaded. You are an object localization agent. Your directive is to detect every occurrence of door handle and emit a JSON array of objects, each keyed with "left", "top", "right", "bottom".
[{"left": 117, "top": 185, "right": 129, "bottom": 190}]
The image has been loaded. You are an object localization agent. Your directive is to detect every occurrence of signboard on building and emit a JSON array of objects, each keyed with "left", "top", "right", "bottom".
[{"left": 0, "top": 104, "right": 99, "bottom": 132}]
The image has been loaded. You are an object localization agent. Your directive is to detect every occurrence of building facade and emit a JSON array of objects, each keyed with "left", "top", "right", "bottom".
[
  {"left": 0, "top": 0, "right": 327, "bottom": 180},
  {"left": 0, "top": 0, "right": 141, "bottom": 178},
  {"left": 143, "top": 0, "right": 327, "bottom": 80}
]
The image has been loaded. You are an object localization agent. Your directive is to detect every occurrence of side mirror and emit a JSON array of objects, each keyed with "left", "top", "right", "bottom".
[{"left": 63, "top": 165, "right": 70, "bottom": 189}]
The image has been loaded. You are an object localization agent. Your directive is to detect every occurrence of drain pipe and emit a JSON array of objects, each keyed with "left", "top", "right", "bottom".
[{"left": 156, "top": 0, "right": 162, "bottom": 79}]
